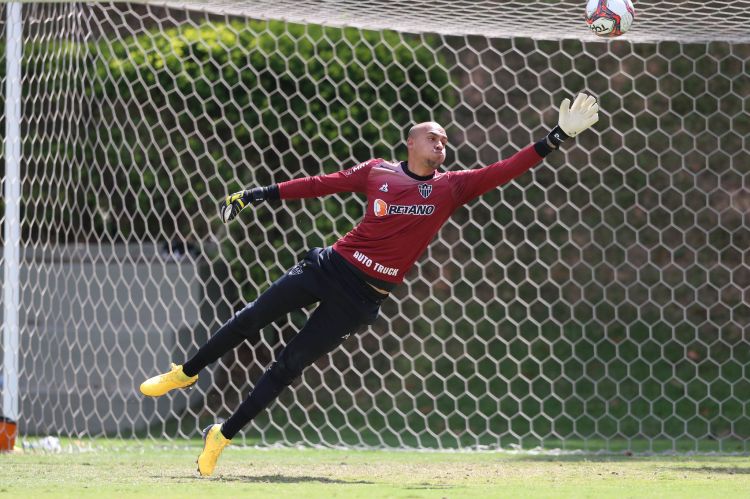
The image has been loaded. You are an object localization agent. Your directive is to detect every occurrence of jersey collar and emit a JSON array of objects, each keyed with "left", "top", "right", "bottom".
[{"left": 400, "top": 161, "right": 435, "bottom": 181}]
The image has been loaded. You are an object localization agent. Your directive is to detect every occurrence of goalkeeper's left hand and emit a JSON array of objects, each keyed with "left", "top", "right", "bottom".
[
  {"left": 219, "top": 190, "right": 251, "bottom": 223},
  {"left": 547, "top": 92, "right": 599, "bottom": 148}
]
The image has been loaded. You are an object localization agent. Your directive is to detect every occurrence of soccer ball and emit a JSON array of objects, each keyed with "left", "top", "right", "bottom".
[{"left": 585, "top": 0, "right": 635, "bottom": 37}]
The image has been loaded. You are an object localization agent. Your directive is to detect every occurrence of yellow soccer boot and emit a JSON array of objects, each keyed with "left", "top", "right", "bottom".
[
  {"left": 139, "top": 363, "right": 198, "bottom": 397},
  {"left": 197, "top": 424, "right": 231, "bottom": 476}
]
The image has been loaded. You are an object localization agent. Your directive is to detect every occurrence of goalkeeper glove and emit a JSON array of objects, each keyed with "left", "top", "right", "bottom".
[
  {"left": 546, "top": 92, "right": 599, "bottom": 148},
  {"left": 218, "top": 185, "right": 279, "bottom": 223},
  {"left": 219, "top": 191, "right": 250, "bottom": 223}
]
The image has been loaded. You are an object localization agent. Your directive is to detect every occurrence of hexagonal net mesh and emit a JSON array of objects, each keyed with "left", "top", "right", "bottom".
[{"left": 0, "top": 1, "right": 748, "bottom": 451}]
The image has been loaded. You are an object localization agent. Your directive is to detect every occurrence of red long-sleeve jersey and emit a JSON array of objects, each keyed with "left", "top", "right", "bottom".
[{"left": 278, "top": 144, "right": 545, "bottom": 284}]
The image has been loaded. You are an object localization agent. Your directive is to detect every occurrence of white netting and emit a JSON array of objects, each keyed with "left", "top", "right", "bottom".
[
  {"left": 0, "top": 1, "right": 748, "bottom": 451},
  {"left": 158, "top": 0, "right": 750, "bottom": 43}
]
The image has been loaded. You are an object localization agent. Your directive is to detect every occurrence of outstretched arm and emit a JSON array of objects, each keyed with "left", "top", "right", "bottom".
[
  {"left": 219, "top": 159, "right": 378, "bottom": 223},
  {"left": 451, "top": 93, "right": 599, "bottom": 205}
]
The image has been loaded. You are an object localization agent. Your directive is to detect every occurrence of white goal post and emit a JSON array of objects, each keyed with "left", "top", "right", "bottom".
[{"left": 1, "top": 0, "right": 748, "bottom": 451}]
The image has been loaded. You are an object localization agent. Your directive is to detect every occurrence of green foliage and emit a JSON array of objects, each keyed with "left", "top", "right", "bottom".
[{"left": 88, "top": 21, "right": 453, "bottom": 249}]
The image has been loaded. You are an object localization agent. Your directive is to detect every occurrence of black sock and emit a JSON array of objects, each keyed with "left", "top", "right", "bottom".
[
  {"left": 182, "top": 324, "right": 248, "bottom": 377},
  {"left": 220, "top": 369, "right": 287, "bottom": 439}
]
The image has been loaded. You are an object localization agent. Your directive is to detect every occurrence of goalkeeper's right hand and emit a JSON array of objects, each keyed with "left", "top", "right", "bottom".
[
  {"left": 218, "top": 185, "right": 278, "bottom": 223},
  {"left": 219, "top": 190, "right": 251, "bottom": 223}
]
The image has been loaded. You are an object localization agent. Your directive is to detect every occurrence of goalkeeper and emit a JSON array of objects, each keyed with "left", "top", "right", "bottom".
[{"left": 140, "top": 93, "right": 599, "bottom": 476}]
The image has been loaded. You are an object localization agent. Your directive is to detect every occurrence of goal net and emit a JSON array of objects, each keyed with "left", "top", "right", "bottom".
[{"left": 1, "top": 0, "right": 748, "bottom": 451}]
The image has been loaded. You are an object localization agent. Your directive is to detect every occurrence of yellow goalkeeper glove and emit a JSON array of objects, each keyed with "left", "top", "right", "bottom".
[
  {"left": 219, "top": 191, "right": 250, "bottom": 223},
  {"left": 218, "top": 185, "right": 279, "bottom": 223}
]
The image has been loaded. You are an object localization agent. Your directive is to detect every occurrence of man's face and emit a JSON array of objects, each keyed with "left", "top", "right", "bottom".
[{"left": 408, "top": 123, "right": 448, "bottom": 169}]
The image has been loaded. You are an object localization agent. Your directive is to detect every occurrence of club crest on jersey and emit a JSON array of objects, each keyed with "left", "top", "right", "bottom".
[
  {"left": 288, "top": 263, "right": 304, "bottom": 275},
  {"left": 373, "top": 199, "right": 435, "bottom": 217},
  {"left": 418, "top": 184, "right": 432, "bottom": 198}
]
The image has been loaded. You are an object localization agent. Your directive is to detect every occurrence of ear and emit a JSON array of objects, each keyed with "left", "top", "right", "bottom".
[{"left": 406, "top": 136, "right": 414, "bottom": 150}]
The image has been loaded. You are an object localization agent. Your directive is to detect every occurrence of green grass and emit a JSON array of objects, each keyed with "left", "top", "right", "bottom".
[{"left": 1, "top": 440, "right": 750, "bottom": 498}]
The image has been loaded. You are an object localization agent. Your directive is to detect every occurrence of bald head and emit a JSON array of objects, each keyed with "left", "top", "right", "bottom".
[{"left": 408, "top": 121, "right": 447, "bottom": 140}]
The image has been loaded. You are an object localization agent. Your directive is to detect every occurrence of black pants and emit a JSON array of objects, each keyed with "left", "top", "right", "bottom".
[{"left": 182, "top": 247, "right": 387, "bottom": 439}]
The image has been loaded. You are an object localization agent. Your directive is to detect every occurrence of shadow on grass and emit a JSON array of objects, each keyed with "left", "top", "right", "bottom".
[
  {"left": 403, "top": 484, "right": 456, "bottom": 490},
  {"left": 157, "top": 473, "right": 456, "bottom": 489},
  {"left": 200, "top": 474, "right": 375, "bottom": 485}
]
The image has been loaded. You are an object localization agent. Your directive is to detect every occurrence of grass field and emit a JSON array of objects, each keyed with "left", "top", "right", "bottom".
[{"left": 2, "top": 440, "right": 750, "bottom": 498}]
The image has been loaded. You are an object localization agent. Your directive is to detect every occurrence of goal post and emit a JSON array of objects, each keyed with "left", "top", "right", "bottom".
[
  {"left": 1, "top": 1, "right": 748, "bottom": 451},
  {"left": 2, "top": 1, "right": 22, "bottom": 428}
]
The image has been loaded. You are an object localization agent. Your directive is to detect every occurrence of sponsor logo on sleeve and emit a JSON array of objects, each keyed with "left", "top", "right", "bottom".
[{"left": 343, "top": 161, "right": 369, "bottom": 176}]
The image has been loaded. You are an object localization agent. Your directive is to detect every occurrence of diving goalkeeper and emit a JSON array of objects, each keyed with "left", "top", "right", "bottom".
[{"left": 140, "top": 93, "right": 599, "bottom": 476}]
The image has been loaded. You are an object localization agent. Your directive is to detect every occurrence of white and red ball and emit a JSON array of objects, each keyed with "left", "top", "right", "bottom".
[{"left": 586, "top": 0, "right": 635, "bottom": 37}]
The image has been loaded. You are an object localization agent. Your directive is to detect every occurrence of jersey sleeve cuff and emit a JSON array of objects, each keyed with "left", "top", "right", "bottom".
[
  {"left": 533, "top": 138, "right": 555, "bottom": 157},
  {"left": 264, "top": 184, "right": 280, "bottom": 201},
  {"left": 245, "top": 184, "right": 280, "bottom": 205}
]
